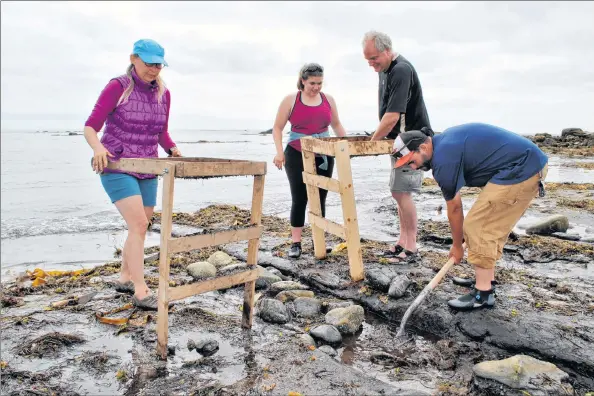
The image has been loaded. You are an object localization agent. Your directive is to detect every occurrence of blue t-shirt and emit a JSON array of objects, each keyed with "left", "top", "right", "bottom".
[{"left": 431, "top": 123, "right": 548, "bottom": 201}]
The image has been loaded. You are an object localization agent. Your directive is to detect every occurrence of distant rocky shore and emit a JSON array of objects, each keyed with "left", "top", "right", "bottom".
[{"left": 528, "top": 127, "right": 594, "bottom": 157}]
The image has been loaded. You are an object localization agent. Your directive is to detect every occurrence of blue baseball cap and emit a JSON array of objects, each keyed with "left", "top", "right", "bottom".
[{"left": 132, "top": 39, "right": 168, "bottom": 67}]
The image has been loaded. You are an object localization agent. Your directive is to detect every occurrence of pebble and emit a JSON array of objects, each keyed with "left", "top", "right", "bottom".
[
  {"left": 292, "top": 297, "right": 321, "bottom": 318},
  {"left": 207, "top": 251, "right": 233, "bottom": 268},
  {"left": 187, "top": 262, "right": 217, "bottom": 280},
  {"left": 388, "top": 275, "right": 411, "bottom": 298},
  {"left": 257, "top": 298, "right": 290, "bottom": 324},
  {"left": 325, "top": 305, "right": 365, "bottom": 335},
  {"left": 270, "top": 281, "right": 310, "bottom": 292},
  {"left": 187, "top": 339, "right": 219, "bottom": 357},
  {"left": 325, "top": 300, "right": 354, "bottom": 312},
  {"left": 276, "top": 290, "right": 315, "bottom": 303},
  {"left": 218, "top": 263, "right": 248, "bottom": 276},
  {"left": 551, "top": 232, "right": 580, "bottom": 241},
  {"left": 298, "top": 334, "right": 316, "bottom": 348},
  {"left": 318, "top": 345, "right": 337, "bottom": 357},
  {"left": 525, "top": 215, "right": 569, "bottom": 236},
  {"left": 310, "top": 325, "right": 342, "bottom": 345}
]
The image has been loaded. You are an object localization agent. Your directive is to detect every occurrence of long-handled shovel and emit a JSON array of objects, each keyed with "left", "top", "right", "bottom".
[{"left": 396, "top": 246, "right": 465, "bottom": 338}]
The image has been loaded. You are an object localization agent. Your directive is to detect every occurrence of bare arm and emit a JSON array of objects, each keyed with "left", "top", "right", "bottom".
[
  {"left": 446, "top": 193, "right": 464, "bottom": 247},
  {"left": 326, "top": 94, "right": 346, "bottom": 137},
  {"left": 272, "top": 94, "right": 294, "bottom": 155},
  {"left": 370, "top": 112, "right": 400, "bottom": 141}
]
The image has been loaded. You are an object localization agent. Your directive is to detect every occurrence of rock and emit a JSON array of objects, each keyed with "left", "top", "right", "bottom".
[
  {"left": 310, "top": 325, "right": 342, "bottom": 345},
  {"left": 266, "top": 267, "right": 285, "bottom": 278},
  {"left": 534, "top": 134, "right": 546, "bottom": 142},
  {"left": 561, "top": 128, "right": 586, "bottom": 137},
  {"left": 187, "top": 262, "right": 217, "bottom": 280},
  {"left": 270, "top": 281, "right": 309, "bottom": 292},
  {"left": 256, "top": 266, "right": 282, "bottom": 290},
  {"left": 525, "top": 215, "right": 569, "bottom": 235},
  {"left": 257, "top": 298, "right": 290, "bottom": 324},
  {"left": 187, "top": 339, "right": 219, "bottom": 357},
  {"left": 388, "top": 275, "right": 411, "bottom": 298},
  {"left": 551, "top": 232, "right": 580, "bottom": 241},
  {"left": 298, "top": 334, "right": 316, "bottom": 348},
  {"left": 292, "top": 297, "right": 321, "bottom": 318},
  {"left": 326, "top": 301, "right": 354, "bottom": 312},
  {"left": 276, "top": 290, "right": 315, "bottom": 303},
  {"left": 259, "top": 128, "right": 273, "bottom": 135},
  {"left": 218, "top": 263, "right": 248, "bottom": 276},
  {"left": 88, "top": 277, "right": 104, "bottom": 285},
  {"left": 580, "top": 236, "right": 594, "bottom": 243},
  {"left": 307, "top": 272, "right": 346, "bottom": 289},
  {"left": 546, "top": 300, "right": 570, "bottom": 308},
  {"left": 318, "top": 345, "right": 337, "bottom": 357},
  {"left": 473, "top": 354, "right": 572, "bottom": 395},
  {"left": 325, "top": 305, "right": 365, "bottom": 335},
  {"left": 207, "top": 251, "right": 233, "bottom": 268},
  {"left": 365, "top": 268, "right": 396, "bottom": 292}
]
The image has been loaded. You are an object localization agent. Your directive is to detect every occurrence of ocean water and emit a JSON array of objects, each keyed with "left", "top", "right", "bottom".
[{"left": 1, "top": 129, "right": 592, "bottom": 279}]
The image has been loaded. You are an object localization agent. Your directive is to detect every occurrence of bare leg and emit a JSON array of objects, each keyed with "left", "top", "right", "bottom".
[
  {"left": 119, "top": 206, "right": 154, "bottom": 283},
  {"left": 475, "top": 267, "right": 495, "bottom": 291},
  {"left": 392, "top": 191, "right": 418, "bottom": 255},
  {"left": 115, "top": 196, "right": 151, "bottom": 300},
  {"left": 291, "top": 227, "right": 303, "bottom": 243}
]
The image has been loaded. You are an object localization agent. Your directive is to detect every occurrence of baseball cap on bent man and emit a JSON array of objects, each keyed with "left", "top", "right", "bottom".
[
  {"left": 392, "top": 127, "right": 434, "bottom": 168},
  {"left": 133, "top": 39, "right": 169, "bottom": 66}
]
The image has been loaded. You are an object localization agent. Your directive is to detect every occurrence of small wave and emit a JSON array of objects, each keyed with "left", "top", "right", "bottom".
[{"left": 1, "top": 213, "right": 126, "bottom": 240}]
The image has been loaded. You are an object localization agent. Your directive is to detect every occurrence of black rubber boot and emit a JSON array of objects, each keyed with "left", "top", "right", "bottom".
[
  {"left": 447, "top": 288, "right": 495, "bottom": 311},
  {"left": 288, "top": 242, "right": 302, "bottom": 258}
]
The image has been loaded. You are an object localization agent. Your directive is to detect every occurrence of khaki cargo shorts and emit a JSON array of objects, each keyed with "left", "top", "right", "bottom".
[
  {"left": 463, "top": 165, "right": 548, "bottom": 269},
  {"left": 389, "top": 156, "right": 423, "bottom": 193}
]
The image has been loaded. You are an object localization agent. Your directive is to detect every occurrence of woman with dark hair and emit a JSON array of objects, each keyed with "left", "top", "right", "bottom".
[{"left": 271, "top": 63, "right": 347, "bottom": 258}]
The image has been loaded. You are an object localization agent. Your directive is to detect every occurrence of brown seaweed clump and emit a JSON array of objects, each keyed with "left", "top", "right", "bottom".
[{"left": 17, "top": 332, "right": 85, "bottom": 358}]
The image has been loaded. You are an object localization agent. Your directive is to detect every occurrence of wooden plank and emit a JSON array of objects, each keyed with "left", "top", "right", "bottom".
[
  {"left": 242, "top": 174, "right": 265, "bottom": 328},
  {"left": 300, "top": 137, "right": 336, "bottom": 156},
  {"left": 334, "top": 141, "right": 365, "bottom": 281},
  {"left": 156, "top": 162, "right": 176, "bottom": 359},
  {"left": 302, "top": 149, "right": 327, "bottom": 259},
  {"left": 348, "top": 140, "right": 393, "bottom": 157},
  {"left": 107, "top": 158, "right": 170, "bottom": 175},
  {"left": 168, "top": 226, "right": 262, "bottom": 254},
  {"left": 176, "top": 161, "right": 266, "bottom": 177},
  {"left": 302, "top": 172, "right": 341, "bottom": 193},
  {"left": 169, "top": 268, "right": 262, "bottom": 301},
  {"left": 308, "top": 213, "right": 346, "bottom": 239},
  {"left": 153, "top": 157, "right": 250, "bottom": 163}
]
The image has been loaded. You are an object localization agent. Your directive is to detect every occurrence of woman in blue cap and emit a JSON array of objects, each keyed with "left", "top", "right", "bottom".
[{"left": 83, "top": 39, "right": 181, "bottom": 310}]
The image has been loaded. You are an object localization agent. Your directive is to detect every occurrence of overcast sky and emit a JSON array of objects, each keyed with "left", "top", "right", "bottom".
[{"left": 1, "top": 1, "right": 593, "bottom": 134}]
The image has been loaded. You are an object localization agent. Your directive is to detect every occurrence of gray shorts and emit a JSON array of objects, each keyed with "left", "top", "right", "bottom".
[{"left": 389, "top": 156, "right": 423, "bottom": 193}]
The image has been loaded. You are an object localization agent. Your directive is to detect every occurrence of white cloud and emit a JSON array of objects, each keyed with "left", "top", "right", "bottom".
[{"left": 1, "top": 1, "right": 593, "bottom": 134}]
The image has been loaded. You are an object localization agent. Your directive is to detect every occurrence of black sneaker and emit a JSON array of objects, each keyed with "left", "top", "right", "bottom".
[
  {"left": 288, "top": 242, "right": 302, "bottom": 258},
  {"left": 447, "top": 288, "right": 495, "bottom": 311}
]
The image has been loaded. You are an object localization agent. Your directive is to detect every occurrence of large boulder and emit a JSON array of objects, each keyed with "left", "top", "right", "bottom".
[
  {"left": 561, "top": 128, "right": 586, "bottom": 137},
  {"left": 473, "top": 355, "right": 573, "bottom": 395},
  {"left": 325, "top": 305, "right": 365, "bottom": 335},
  {"left": 525, "top": 215, "right": 569, "bottom": 236}
]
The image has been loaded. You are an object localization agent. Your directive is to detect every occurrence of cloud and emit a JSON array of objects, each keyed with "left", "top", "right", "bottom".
[{"left": 1, "top": 1, "right": 593, "bottom": 134}]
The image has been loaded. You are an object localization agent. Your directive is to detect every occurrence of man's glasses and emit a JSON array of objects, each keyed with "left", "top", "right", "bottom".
[{"left": 143, "top": 61, "right": 164, "bottom": 69}]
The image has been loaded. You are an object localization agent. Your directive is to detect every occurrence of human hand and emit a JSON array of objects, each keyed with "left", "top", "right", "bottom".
[
  {"left": 448, "top": 243, "right": 464, "bottom": 264},
  {"left": 92, "top": 145, "right": 114, "bottom": 174},
  {"left": 170, "top": 147, "right": 182, "bottom": 157},
  {"left": 273, "top": 152, "right": 285, "bottom": 170}
]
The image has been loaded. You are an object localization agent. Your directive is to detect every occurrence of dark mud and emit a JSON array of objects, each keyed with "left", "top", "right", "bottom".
[{"left": 2, "top": 185, "right": 594, "bottom": 395}]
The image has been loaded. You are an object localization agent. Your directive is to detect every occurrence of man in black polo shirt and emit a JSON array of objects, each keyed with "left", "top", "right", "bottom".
[{"left": 362, "top": 30, "right": 431, "bottom": 263}]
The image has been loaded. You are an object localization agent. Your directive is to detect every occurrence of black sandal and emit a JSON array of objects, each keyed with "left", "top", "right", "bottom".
[
  {"left": 387, "top": 249, "right": 420, "bottom": 264},
  {"left": 381, "top": 244, "right": 405, "bottom": 257}
]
